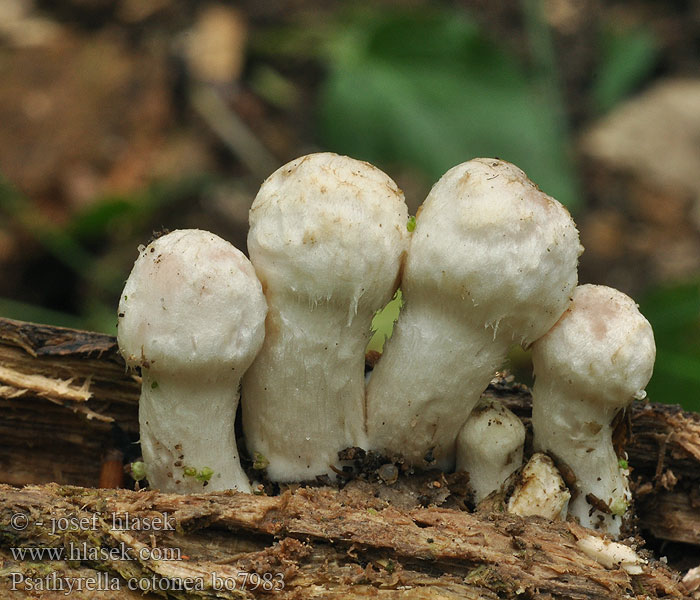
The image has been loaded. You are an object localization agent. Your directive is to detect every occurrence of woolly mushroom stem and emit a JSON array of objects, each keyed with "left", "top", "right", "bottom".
[
  {"left": 532, "top": 378, "right": 630, "bottom": 529},
  {"left": 367, "top": 303, "right": 510, "bottom": 470},
  {"left": 242, "top": 298, "right": 371, "bottom": 481},
  {"left": 140, "top": 371, "right": 251, "bottom": 493}
]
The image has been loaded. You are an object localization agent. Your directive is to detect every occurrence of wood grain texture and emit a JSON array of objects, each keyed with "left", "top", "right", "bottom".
[
  {"left": 0, "top": 317, "right": 699, "bottom": 598},
  {"left": 0, "top": 483, "right": 690, "bottom": 599}
]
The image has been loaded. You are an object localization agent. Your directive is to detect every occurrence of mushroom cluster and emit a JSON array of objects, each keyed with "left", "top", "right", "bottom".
[{"left": 117, "top": 152, "right": 655, "bottom": 537}]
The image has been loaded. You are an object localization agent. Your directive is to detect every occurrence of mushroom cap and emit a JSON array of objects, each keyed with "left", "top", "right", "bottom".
[
  {"left": 247, "top": 153, "right": 409, "bottom": 313},
  {"left": 117, "top": 229, "right": 267, "bottom": 372},
  {"left": 532, "top": 284, "right": 656, "bottom": 406},
  {"left": 458, "top": 399, "right": 526, "bottom": 458},
  {"left": 405, "top": 158, "right": 581, "bottom": 344}
]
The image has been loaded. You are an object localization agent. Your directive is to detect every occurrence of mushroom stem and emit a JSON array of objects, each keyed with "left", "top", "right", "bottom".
[
  {"left": 367, "top": 303, "right": 510, "bottom": 470},
  {"left": 140, "top": 371, "right": 251, "bottom": 493},
  {"left": 243, "top": 297, "right": 370, "bottom": 481},
  {"left": 532, "top": 378, "right": 629, "bottom": 529}
]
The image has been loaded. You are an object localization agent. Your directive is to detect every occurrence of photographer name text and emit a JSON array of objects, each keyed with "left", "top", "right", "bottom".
[{"left": 48, "top": 512, "right": 175, "bottom": 534}]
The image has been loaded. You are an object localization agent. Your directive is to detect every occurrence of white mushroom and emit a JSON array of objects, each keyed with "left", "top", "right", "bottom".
[
  {"left": 507, "top": 453, "right": 571, "bottom": 521},
  {"left": 117, "top": 229, "right": 267, "bottom": 493},
  {"left": 366, "top": 158, "right": 581, "bottom": 470},
  {"left": 531, "top": 284, "right": 655, "bottom": 534},
  {"left": 456, "top": 399, "right": 525, "bottom": 504},
  {"left": 576, "top": 535, "right": 647, "bottom": 575},
  {"left": 682, "top": 565, "right": 700, "bottom": 596},
  {"left": 242, "top": 153, "right": 409, "bottom": 482}
]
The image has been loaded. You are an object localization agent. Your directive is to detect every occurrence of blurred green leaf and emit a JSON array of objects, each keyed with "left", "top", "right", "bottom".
[
  {"left": 0, "top": 177, "right": 97, "bottom": 277},
  {"left": 68, "top": 176, "right": 213, "bottom": 243},
  {"left": 640, "top": 280, "right": 700, "bottom": 412},
  {"left": 82, "top": 298, "right": 119, "bottom": 335},
  {"left": 593, "top": 26, "right": 658, "bottom": 113},
  {"left": 249, "top": 65, "right": 301, "bottom": 110},
  {"left": 249, "top": 24, "right": 331, "bottom": 60},
  {"left": 318, "top": 9, "right": 580, "bottom": 210},
  {"left": 67, "top": 197, "right": 141, "bottom": 242}
]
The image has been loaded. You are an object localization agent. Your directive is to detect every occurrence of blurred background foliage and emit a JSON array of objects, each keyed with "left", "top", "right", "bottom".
[
  {"left": 319, "top": 8, "right": 579, "bottom": 210},
  {"left": 0, "top": 0, "right": 699, "bottom": 411}
]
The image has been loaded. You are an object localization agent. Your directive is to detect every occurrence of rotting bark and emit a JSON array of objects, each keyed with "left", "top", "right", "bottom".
[
  {"left": 0, "top": 482, "right": 691, "bottom": 599},
  {"left": 0, "top": 317, "right": 699, "bottom": 598},
  {"left": 0, "top": 318, "right": 139, "bottom": 487}
]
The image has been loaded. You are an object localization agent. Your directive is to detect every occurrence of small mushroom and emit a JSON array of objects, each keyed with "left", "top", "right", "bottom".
[
  {"left": 682, "top": 565, "right": 700, "bottom": 595},
  {"left": 117, "top": 229, "right": 267, "bottom": 493},
  {"left": 366, "top": 158, "right": 581, "bottom": 470},
  {"left": 242, "top": 153, "right": 410, "bottom": 482},
  {"left": 531, "top": 284, "right": 655, "bottom": 534},
  {"left": 576, "top": 535, "right": 647, "bottom": 575},
  {"left": 456, "top": 399, "right": 525, "bottom": 504}
]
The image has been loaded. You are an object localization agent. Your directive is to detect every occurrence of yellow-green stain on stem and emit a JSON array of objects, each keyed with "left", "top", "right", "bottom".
[{"left": 130, "top": 461, "right": 147, "bottom": 481}]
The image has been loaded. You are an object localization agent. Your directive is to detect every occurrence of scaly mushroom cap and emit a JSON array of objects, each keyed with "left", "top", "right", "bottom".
[
  {"left": 405, "top": 158, "right": 581, "bottom": 344},
  {"left": 532, "top": 284, "right": 655, "bottom": 407},
  {"left": 118, "top": 229, "right": 267, "bottom": 372},
  {"left": 247, "top": 152, "right": 409, "bottom": 317}
]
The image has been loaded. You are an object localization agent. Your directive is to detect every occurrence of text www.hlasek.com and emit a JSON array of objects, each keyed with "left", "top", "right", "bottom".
[
  {"left": 9, "top": 510, "right": 284, "bottom": 593},
  {"left": 10, "top": 546, "right": 284, "bottom": 593},
  {"left": 11, "top": 541, "right": 177, "bottom": 562}
]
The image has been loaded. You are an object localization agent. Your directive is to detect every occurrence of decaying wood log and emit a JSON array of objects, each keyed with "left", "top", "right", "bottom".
[
  {"left": 0, "top": 318, "right": 139, "bottom": 487},
  {"left": 0, "top": 482, "right": 691, "bottom": 599},
  {"left": 1, "top": 317, "right": 699, "bottom": 598}
]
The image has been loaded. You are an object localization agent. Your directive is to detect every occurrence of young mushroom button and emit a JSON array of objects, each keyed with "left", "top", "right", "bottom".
[
  {"left": 366, "top": 158, "right": 582, "bottom": 470},
  {"left": 531, "top": 284, "right": 655, "bottom": 535},
  {"left": 117, "top": 229, "right": 267, "bottom": 493},
  {"left": 242, "top": 153, "right": 410, "bottom": 482},
  {"left": 456, "top": 399, "right": 526, "bottom": 504}
]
